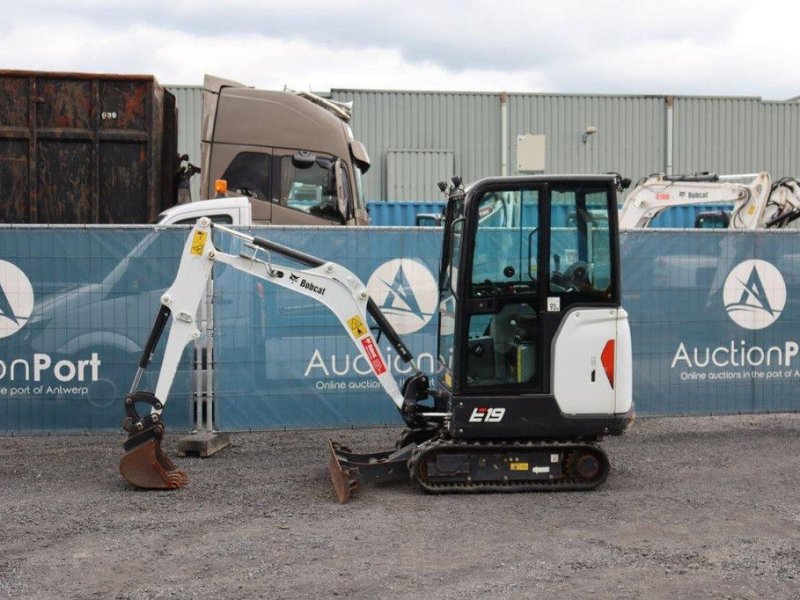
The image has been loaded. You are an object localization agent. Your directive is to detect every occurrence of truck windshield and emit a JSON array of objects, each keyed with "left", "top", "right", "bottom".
[{"left": 278, "top": 155, "right": 342, "bottom": 221}]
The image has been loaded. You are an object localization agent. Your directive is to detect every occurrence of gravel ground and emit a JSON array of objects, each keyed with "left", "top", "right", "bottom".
[{"left": 1, "top": 414, "right": 800, "bottom": 599}]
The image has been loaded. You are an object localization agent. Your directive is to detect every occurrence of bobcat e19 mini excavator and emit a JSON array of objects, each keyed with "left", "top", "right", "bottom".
[{"left": 119, "top": 175, "right": 634, "bottom": 502}]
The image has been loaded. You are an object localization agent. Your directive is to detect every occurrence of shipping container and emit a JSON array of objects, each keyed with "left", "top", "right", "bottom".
[{"left": 0, "top": 70, "right": 178, "bottom": 223}]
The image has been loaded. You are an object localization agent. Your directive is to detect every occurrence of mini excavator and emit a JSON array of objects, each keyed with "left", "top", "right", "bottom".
[
  {"left": 120, "top": 175, "right": 635, "bottom": 502},
  {"left": 619, "top": 171, "right": 800, "bottom": 230}
]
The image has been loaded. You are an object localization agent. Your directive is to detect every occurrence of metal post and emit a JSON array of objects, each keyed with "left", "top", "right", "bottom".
[
  {"left": 191, "top": 277, "right": 214, "bottom": 432},
  {"left": 500, "top": 92, "right": 509, "bottom": 176},
  {"left": 179, "top": 253, "right": 229, "bottom": 458},
  {"left": 205, "top": 277, "right": 215, "bottom": 432},
  {"left": 666, "top": 96, "right": 674, "bottom": 176}
]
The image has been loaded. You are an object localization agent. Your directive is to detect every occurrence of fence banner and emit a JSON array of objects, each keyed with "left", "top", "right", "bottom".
[
  {"left": 624, "top": 230, "right": 800, "bottom": 415},
  {"left": 1, "top": 226, "right": 798, "bottom": 432},
  {"left": 213, "top": 228, "right": 442, "bottom": 429},
  {"left": 215, "top": 228, "right": 800, "bottom": 428},
  {"left": 0, "top": 227, "right": 193, "bottom": 432}
]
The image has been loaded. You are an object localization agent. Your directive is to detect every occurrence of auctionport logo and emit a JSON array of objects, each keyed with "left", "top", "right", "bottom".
[
  {"left": 723, "top": 259, "right": 786, "bottom": 330},
  {"left": 0, "top": 260, "right": 34, "bottom": 338},
  {"left": 367, "top": 259, "right": 437, "bottom": 335}
]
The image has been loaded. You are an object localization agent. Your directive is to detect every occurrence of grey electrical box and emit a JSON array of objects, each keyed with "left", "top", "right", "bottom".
[{"left": 517, "top": 134, "right": 546, "bottom": 173}]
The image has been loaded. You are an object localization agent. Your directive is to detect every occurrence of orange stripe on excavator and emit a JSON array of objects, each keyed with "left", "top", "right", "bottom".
[{"left": 601, "top": 340, "right": 615, "bottom": 388}]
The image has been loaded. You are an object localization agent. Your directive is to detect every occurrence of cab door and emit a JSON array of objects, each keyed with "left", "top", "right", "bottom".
[{"left": 457, "top": 184, "right": 545, "bottom": 394}]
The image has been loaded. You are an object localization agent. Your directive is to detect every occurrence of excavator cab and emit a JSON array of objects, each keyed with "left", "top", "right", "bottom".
[{"left": 436, "top": 176, "right": 631, "bottom": 438}]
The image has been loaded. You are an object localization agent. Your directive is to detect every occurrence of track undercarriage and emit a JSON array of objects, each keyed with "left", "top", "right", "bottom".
[{"left": 328, "top": 432, "right": 609, "bottom": 503}]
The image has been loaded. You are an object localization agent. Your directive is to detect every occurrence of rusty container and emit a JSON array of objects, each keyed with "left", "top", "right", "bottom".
[{"left": 0, "top": 70, "right": 178, "bottom": 223}]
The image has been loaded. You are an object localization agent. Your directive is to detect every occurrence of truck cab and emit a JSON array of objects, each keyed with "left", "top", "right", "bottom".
[
  {"left": 157, "top": 197, "right": 251, "bottom": 226},
  {"left": 199, "top": 75, "right": 370, "bottom": 226}
]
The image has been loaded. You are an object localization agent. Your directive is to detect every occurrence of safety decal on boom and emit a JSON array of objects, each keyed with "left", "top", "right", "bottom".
[
  {"left": 190, "top": 231, "right": 208, "bottom": 255},
  {"left": 347, "top": 315, "right": 368, "bottom": 338},
  {"left": 360, "top": 337, "right": 386, "bottom": 375}
]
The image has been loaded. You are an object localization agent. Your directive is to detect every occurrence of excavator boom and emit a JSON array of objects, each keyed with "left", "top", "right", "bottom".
[
  {"left": 120, "top": 218, "right": 422, "bottom": 491},
  {"left": 619, "top": 172, "right": 771, "bottom": 229},
  {"left": 619, "top": 172, "right": 800, "bottom": 230}
]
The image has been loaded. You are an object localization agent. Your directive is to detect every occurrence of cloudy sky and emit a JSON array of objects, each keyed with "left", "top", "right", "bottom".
[{"left": 3, "top": 1, "right": 799, "bottom": 99}]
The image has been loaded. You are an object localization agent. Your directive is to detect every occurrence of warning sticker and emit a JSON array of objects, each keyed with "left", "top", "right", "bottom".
[
  {"left": 510, "top": 462, "right": 529, "bottom": 471},
  {"left": 347, "top": 315, "right": 368, "bottom": 338},
  {"left": 360, "top": 337, "right": 386, "bottom": 375},
  {"left": 190, "top": 231, "right": 208, "bottom": 255}
]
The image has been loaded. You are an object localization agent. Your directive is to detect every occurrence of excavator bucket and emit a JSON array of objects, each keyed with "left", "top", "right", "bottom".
[
  {"left": 120, "top": 439, "right": 187, "bottom": 490},
  {"left": 120, "top": 434, "right": 188, "bottom": 490},
  {"left": 121, "top": 390, "right": 188, "bottom": 490}
]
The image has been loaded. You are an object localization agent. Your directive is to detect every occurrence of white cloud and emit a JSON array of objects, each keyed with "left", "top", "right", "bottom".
[{"left": 2, "top": 1, "right": 800, "bottom": 98}]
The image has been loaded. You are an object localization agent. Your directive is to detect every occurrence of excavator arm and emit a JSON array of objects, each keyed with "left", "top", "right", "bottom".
[
  {"left": 619, "top": 172, "right": 771, "bottom": 229},
  {"left": 619, "top": 172, "right": 800, "bottom": 230},
  {"left": 120, "top": 218, "right": 429, "bottom": 490}
]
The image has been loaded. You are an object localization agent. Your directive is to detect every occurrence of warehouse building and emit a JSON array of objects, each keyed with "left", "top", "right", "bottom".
[{"left": 169, "top": 86, "right": 800, "bottom": 202}]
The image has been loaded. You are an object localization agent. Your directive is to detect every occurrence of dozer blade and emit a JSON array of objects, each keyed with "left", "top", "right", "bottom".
[
  {"left": 327, "top": 438, "right": 414, "bottom": 503},
  {"left": 120, "top": 437, "right": 188, "bottom": 490},
  {"left": 328, "top": 439, "right": 360, "bottom": 503}
]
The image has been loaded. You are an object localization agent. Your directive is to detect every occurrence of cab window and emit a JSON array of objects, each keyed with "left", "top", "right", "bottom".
[
  {"left": 220, "top": 152, "right": 271, "bottom": 200},
  {"left": 471, "top": 189, "right": 539, "bottom": 296},
  {"left": 466, "top": 188, "right": 539, "bottom": 387},
  {"left": 276, "top": 154, "right": 341, "bottom": 221},
  {"left": 353, "top": 164, "right": 366, "bottom": 211},
  {"left": 549, "top": 186, "right": 613, "bottom": 296},
  {"left": 173, "top": 214, "right": 233, "bottom": 225}
]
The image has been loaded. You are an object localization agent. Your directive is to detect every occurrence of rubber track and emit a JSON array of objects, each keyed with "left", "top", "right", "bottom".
[{"left": 408, "top": 438, "right": 610, "bottom": 494}]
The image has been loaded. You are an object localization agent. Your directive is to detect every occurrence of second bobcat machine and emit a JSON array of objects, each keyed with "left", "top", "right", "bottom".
[
  {"left": 119, "top": 175, "right": 634, "bottom": 502},
  {"left": 619, "top": 171, "right": 800, "bottom": 229}
]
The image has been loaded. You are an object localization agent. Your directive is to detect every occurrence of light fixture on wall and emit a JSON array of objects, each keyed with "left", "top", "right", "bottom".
[{"left": 581, "top": 126, "right": 598, "bottom": 144}]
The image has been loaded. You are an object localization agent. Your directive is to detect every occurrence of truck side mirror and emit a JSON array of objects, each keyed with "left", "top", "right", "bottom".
[{"left": 334, "top": 159, "right": 352, "bottom": 221}]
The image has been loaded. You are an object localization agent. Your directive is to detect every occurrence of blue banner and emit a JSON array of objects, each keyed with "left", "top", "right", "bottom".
[
  {"left": 213, "top": 228, "right": 442, "bottom": 429},
  {"left": 0, "top": 227, "right": 193, "bottom": 432},
  {"left": 1, "top": 226, "right": 798, "bottom": 432},
  {"left": 624, "top": 230, "right": 800, "bottom": 415}
]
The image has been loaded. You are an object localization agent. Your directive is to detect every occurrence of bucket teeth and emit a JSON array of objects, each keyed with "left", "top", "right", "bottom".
[{"left": 120, "top": 438, "right": 188, "bottom": 490}]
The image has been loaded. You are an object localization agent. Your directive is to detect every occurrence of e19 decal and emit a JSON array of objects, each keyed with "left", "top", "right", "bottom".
[{"left": 469, "top": 407, "right": 506, "bottom": 423}]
